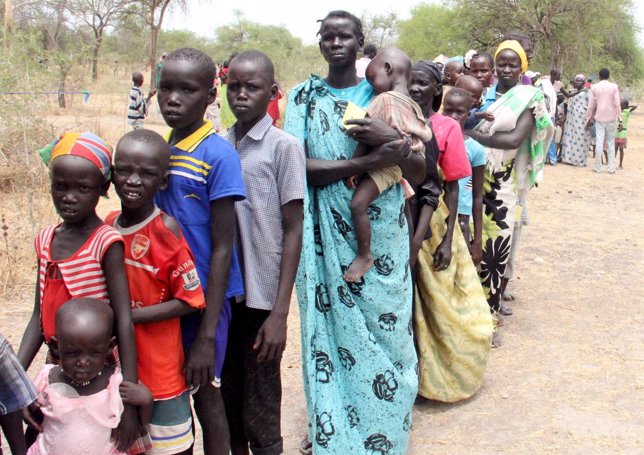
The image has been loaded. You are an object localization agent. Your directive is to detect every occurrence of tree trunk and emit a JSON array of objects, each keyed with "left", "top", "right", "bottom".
[
  {"left": 91, "top": 43, "right": 99, "bottom": 82},
  {"left": 149, "top": 25, "right": 159, "bottom": 89},
  {"left": 549, "top": 38, "right": 561, "bottom": 69},
  {"left": 58, "top": 75, "right": 66, "bottom": 108},
  {"left": 91, "top": 28, "right": 105, "bottom": 82},
  {"left": 4, "top": 0, "right": 13, "bottom": 50}
]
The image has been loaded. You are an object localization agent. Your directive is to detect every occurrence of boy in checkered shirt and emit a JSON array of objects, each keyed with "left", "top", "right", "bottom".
[{"left": 222, "top": 50, "right": 305, "bottom": 455}]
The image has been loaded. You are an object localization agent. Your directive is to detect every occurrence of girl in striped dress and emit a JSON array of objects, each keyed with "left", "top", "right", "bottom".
[{"left": 17, "top": 132, "right": 141, "bottom": 453}]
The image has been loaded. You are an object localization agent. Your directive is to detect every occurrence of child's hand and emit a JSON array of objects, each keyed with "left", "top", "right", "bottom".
[
  {"left": 120, "top": 380, "right": 153, "bottom": 408},
  {"left": 483, "top": 112, "right": 495, "bottom": 122},
  {"left": 253, "top": 312, "right": 288, "bottom": 362},
  {"left": 433, "top": 236, "right": 452, "bottom": 272},
  {"left": 345, "top": 175, "right": 359, "bottom": 189},
  {"left": 184, "top": 339, "right": 215, "bottom": 387},
  {"left": 409, "top": 237, "right": 423, "bottom": 269},
  {"left": 22, "top": 401, "right": 43, "bottom": 432},
  {"left": 148, "top": 90, "right": 157, "bottom": 98},
  {"left": 470, "top": 239, "right": 483, "bottom": 266}
]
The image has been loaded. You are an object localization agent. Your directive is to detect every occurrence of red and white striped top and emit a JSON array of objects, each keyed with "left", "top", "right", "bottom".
[{"left": 35, "top": 224, "right": 123, "bottom": 304}]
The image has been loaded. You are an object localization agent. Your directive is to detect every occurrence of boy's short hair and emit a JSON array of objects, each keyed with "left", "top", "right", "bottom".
[
  {"left": 164, "top": 48, "right": 216, "bottom": 89},
  {"left": 445, "top": 87, "right": 472, "bottom": 109},
  {"left": 132, "top": 71, "right": 144, "bottom": 85},
  {"left": 229, "top": 50, "right": 275, "bottom": 85},
  {"left": 364, "top": 44, "right": 378, "bottom": 58},
  {"left": 116, "top": 129, "right": 170, "bottom": 170},
  {"left": 599, "top": 68, "right": 610, "bottom": 79}
]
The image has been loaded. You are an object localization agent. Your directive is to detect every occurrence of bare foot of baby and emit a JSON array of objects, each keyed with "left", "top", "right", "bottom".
[{"left": 343, "top": 254, "right": 374, "bottom": 282}]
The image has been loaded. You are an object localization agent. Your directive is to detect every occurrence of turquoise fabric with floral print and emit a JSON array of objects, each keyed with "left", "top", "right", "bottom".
[{"left": 284, "top": 75, "right": 418, "bottom": 455}]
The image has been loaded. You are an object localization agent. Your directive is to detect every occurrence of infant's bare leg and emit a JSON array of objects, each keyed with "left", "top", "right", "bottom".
[{"left": 344, "top": 176, "right": 380, "bottom": 282}]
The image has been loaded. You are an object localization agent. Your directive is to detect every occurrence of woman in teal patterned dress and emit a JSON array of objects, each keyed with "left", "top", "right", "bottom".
[{"left": 284, "top": 10, "right": 424, "bottom": 455}]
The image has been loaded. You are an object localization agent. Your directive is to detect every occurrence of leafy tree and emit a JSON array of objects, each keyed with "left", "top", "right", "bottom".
[
  {"left": 397, "top": 3, "right": 469, "bottom": 61},
  {"left": 361, "top": 13, "right": 399, "bottom": 51},
  {"left": 101, "top": 10, "right": 148, "bottom": 69},
  {"left": 213, "top": 11, "right": 306, "bottom": 84},
  {"left": 15, "top": 0, "right": 90, "bottom": 107},
  {"left": 158, "top": 29, "right": 208, "bottom": 55},
  {"left": 134, "top": 0, "right": 185, "bottom": 87},
  {"left": 70, "top": 0, "right": 134, "bottom": 81},
  {"left": 452, "top": 0, "right": 643, "bottom": 83}
]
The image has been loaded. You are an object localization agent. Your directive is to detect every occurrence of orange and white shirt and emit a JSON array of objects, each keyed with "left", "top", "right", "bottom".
[
  {"left": 35, "top": 223, "right": 123, "bottom": 341},
  {"left": 105, "top": 208, "right": 205, "bottom": 399}
]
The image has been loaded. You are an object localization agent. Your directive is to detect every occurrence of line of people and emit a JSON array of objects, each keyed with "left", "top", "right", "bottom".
[{"left": 0, "top": 9, "right": 596, "bottom": 455}]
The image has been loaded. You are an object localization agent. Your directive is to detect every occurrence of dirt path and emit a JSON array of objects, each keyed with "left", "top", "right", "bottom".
[{"left": 1, "top": 109, "right": 643, "bottom": 454}]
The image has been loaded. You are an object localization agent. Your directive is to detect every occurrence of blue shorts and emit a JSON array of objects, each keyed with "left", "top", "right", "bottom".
[
  {"left": 180, "top": 298, "right": 232, "bottom": 379},
  {"left": 147, "top": 391, "right": 194, "bottom": 454}
]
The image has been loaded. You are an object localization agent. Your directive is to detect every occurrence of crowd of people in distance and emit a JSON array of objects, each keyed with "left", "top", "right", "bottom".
[{"left": 0, "top": 9, "right": 636, "bottom": 455}]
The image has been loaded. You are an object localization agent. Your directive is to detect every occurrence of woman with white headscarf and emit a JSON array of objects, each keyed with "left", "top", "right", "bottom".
[{"left": 561, "top": 74, "right": 592, "bottom": 166}]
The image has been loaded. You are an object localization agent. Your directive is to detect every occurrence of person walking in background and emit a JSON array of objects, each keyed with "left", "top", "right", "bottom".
[
  {"left": 586, "top": 68, "right": 622, "bottom": 174},
  {"left": 128, "top": 72, "right": 156, "bottom": 130},
  {"left": 155, "top": 52, "right": 167, "bottom": 90},
  {"left": 355, "top": 43, "right": 377, "bottom": 78},
  {"left": 615, "top": 99, "right": 637, "bottom": 169}
]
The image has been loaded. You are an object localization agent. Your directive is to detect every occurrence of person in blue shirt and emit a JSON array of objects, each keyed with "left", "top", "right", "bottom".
[
  {"left": 455, "top": 75, "right": 495, "bottom": 130},
  {"left": 155, "top": 47, "right": 246, "bottom": 455},
  {"left": 442, "top": 88, "right": 486, "bottom": 265}
]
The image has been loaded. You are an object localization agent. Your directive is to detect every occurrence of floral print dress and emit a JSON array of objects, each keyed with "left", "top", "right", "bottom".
[
  {"left": 285, "top": 75, "right": 418, "bottom": 455},
  {"left": 561, "top": 90, "right": 591, "bottom": 165},
  {"left": 475, "top": 85, "right": 553, "bottom": 312}
]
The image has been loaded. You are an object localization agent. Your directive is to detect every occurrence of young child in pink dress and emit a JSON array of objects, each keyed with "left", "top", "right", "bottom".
[{"left": 27, "top": 299, "right": 152, "bottom": 455}]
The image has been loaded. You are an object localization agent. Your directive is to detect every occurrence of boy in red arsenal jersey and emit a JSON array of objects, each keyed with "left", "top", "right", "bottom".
[{"left": 107, "top": 129, "right": 205, "bottom": 455}]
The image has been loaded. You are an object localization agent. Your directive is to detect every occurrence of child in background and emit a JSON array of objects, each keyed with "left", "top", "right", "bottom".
[
  {"left": 27, "top": 299, "right": 152, "bottom": 455},
  {"left": 469, "top": 53, "right": 495, "bottom": 89},
  {"left": 443, "top": 58, "right": 465, "bottom": 87},
  {"left": 18, "top": 132, "right": 140, "bottom": 452},
  {"left": 555, "top": 93, "right": 566, "bottom": 160},
  {"left": 439, "top": 58, "right": 465, "bottom": 113},
  {"left": 128, "top": 72, "right": 156, "bottom": 130},
  {"left": 107, "top": 129, "right": 207, "bottom": 455},
  {"left": 442, "top": 88, "right": 486, "bottom": 265},
  {"left": 615, "top": 99, "right": 637, "bottom": 169},
  {"left": 455, "top": 75, "right": 495, "bottom": 130},
  {"left": 265, "top": 81, "right": 283, "bottom": 126},
  {"left": 155, "top": 48, "right": 246, "bottom": 455},
  {"left": 223, "top": 50, "right": 305, "bottom": 455},
  {"left": 0, "top": 333, "right": 38, "bottom": 455},
  {"left": 343, "top": 47, "right": 433, "bottom": 282}
]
